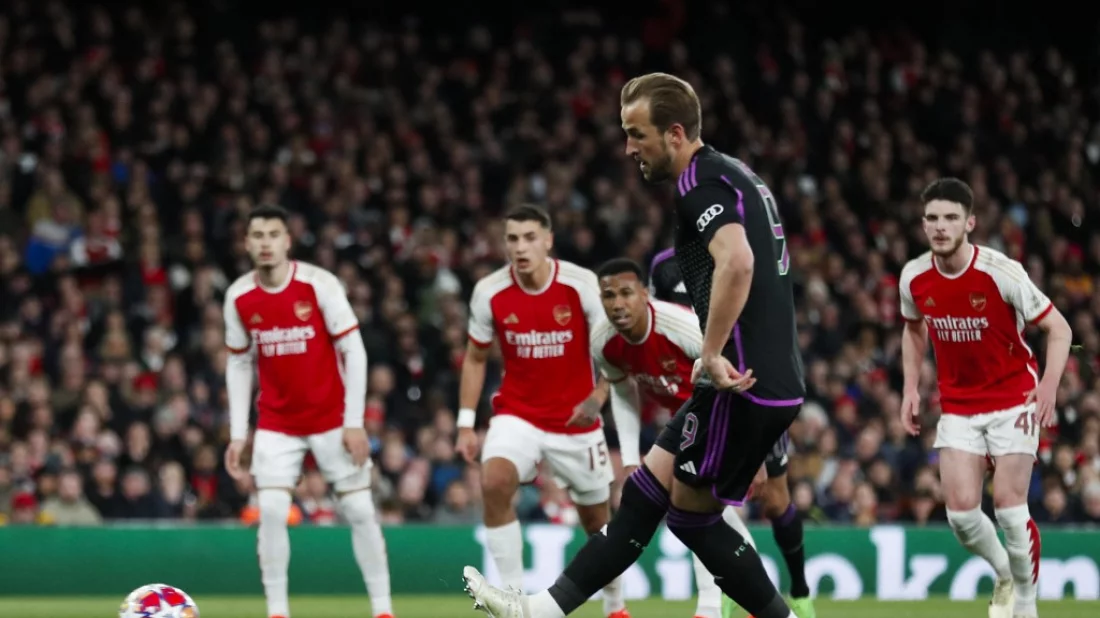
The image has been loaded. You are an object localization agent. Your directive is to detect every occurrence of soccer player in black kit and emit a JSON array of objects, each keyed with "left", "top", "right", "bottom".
[
  {"left": 463, "top": 73, "right": 804, "bottom": 618},
  {"left": 649, "top": 248, "right": 814, "bottom": 618}
]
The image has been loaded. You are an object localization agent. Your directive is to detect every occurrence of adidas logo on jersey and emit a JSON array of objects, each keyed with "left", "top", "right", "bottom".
[
  {"left": 673, "top": 281, "right": 687, "bottom": 293},
  {"left": 679, "top": 461, "right": 698, "bottom": 475},
  {"left": 925, "top": 297, "right": 935, "bottom": 307}
]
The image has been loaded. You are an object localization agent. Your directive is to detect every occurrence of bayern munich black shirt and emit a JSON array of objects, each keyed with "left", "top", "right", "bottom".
[{"left": 672, "top": 145, "right": 805, "bottom": 404}]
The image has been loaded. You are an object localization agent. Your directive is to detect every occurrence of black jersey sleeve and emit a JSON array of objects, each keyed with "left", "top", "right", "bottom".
[{"left": 679, "top": 178, "right": 745, "bottom": 248}]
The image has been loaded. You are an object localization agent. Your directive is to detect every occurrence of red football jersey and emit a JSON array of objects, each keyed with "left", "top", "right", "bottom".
[
  {"left": 590, "top": 300, "right": 701, "bottom": 411},
  {"left": 224, "top": 261, "right": 360, "bottom": 435},
  {"left": 467, "top": 259, "right": 602, "bottom": 435},
  {"left": 899, "top": 246, "right": 1053, "bottom": 416}
]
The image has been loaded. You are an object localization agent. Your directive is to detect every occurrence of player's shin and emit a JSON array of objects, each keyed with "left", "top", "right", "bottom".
[
  {"left": 995, "top": 504, "right": 1040, "bottom": 609},
  {"left": 666, "top": 507, "right": 792, "bottom": 618},
  {"left": 257, "top": 489, "right": 293, "bottom": 618},
  {"left": 339, "top": 490, "right": 394, "bottom": 617},
  {"left": 945, "top": 507, "right": 1012, "bottom": 578},
  {"left": 692, "top": 554, "right": 723, "bottom": 618},
  {"left": 535, "top": 466, "right": 668, "bottom": 616},
  {"left": 769, "top": 502, "right": 809, "bottom": 598}
]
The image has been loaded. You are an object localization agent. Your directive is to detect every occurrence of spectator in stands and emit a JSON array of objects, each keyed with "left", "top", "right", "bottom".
[{"left": 40, "top": 468, "right": 103, "bottom": 526}]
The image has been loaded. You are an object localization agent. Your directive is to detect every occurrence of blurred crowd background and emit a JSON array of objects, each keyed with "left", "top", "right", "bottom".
[{"left": 1, "top": 0, "right": 1099, "bottom": 529}]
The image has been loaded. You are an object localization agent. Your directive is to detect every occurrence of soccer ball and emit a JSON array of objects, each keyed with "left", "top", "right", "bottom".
[{"left": 119, "top": 584, "right": 199, "bottom": 618}]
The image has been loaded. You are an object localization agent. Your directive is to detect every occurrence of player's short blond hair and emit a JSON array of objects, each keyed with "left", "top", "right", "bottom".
[{"left": 620, "top": 72, "right": 702, "bottom": 141}]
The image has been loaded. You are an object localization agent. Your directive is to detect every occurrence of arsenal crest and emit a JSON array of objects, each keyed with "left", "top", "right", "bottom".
[
  {"left": 660, "top": 356, "right": 677, "bottom": 372},
  {"left": 969, "top": 293, "right": 986, "bottom": 312},
  {"left": 294, "top": 301, "right": 313, "bottom": 321},
  {"left": 553, "top": 305, "right": 572, "bottom": 325}
]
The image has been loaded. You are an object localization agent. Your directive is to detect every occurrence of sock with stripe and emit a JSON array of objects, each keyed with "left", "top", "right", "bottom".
[
  {"left": 995, "top": 504, "right": 1040, "bottom": 612},
  {"left": 770, "top": 503, "right": 810, "bottom": 598}
]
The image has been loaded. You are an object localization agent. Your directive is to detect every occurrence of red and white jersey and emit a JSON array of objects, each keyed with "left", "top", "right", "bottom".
[
  {"left": 224, "top": 261, "right": 360, "bottom": 435},
  {"left": 590, "top": 300, "right": 701, "bottom": 410},
  {"left": 899, "top": 246, "right": 1054, "bottom": 416},
  {"left": 467, "top": 259, "right": 603, "bottom": 435}
]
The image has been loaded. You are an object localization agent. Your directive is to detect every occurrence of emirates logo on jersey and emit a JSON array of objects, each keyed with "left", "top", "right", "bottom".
[
  {"left": 553, "top": 305, "right": 572, "bottom": 325},
  {"left": 970, "top": 293, "right": 987, "bottom": 312},
  {"left": 294, "top": 301, "right": 313, "bottom": 321}
]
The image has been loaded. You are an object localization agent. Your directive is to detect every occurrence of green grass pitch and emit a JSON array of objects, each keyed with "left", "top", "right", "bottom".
[{"left": 1, "top": 596, "right": 1096, "bottom": 617}]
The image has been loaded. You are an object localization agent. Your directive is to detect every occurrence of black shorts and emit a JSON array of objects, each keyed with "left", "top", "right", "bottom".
[{"left": 655, "top": 387, "right": 800, "bottom": 504}]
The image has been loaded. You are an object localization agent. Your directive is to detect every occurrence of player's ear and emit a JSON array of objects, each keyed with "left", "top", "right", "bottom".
[
  {"left": 667, "top": 123, "right": 684, "bottom": 148},
  {"left": 966, "top": 214, "right": 976, "bottom": 233}
]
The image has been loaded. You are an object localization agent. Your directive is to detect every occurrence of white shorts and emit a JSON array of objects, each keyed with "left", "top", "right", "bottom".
[
  {"left": 933, "top": 403, "right": 1039, "bottom": 457},
  {"left": 481, "top": 414, "right": 613, "bottom": 506},
  {"left": 251, "top": 427, "right": 372, "bottom": 492}
]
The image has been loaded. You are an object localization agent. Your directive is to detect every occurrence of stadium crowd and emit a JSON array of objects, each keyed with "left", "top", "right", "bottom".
[{"left": 1, "top": 0, "right": 1099, "bottom": 528}]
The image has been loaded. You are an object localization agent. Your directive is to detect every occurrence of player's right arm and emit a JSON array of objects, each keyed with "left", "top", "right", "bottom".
[
  {"left": 456, "top": 278, "right": 495, "bottom": 463},
  {"left": 223, "top": 286, "right": 254, "bottom": 480},
  {"left": 590, "top": 330, "right": 643, "bottom": 473},
  {"left": 899, "top": 264, "right": 928, "bottom": 436}
]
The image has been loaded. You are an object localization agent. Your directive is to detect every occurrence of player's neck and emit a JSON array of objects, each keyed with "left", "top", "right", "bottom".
[
  {"left": 672, "top": 140, "right": 705, "bottom": 178},
  {"left": 256, "top": 260, "right": 292, "bottom": 289},
  {"left": 515, "top": 258, "right": 552, "bottom": 291},
  {"left": 934, "top": 242, "right": 974, "bottom": 276}
]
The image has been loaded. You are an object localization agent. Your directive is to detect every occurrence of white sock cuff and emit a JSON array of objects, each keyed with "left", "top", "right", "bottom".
[
  {"left": 339, "top": 490, "right": 376, "bottom": 519},
  {"left": 994, "top": 504, "right": 1030, "bottom": 528},
  {"left": 487, "top": 520, "right": 522, "bottom": 534},
  {"left": 945, "top": 506, "right": 984, "bottom": 527},
  {"left": 258, "top": 489, "right": 292, "bottom": 512}
]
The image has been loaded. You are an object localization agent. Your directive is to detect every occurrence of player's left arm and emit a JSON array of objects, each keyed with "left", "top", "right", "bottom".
[
  {"left": 316, "top": 273, "right": 368, "bottom": 431},
  {"left": 1004, "top": 261, "right": 1072, "bottom": 425},
  {"left": 685, "top": 180, "right": 754, "bottom": 366},
  {"left": 577, "top": 266, "right": 611, "bottom": 408}
]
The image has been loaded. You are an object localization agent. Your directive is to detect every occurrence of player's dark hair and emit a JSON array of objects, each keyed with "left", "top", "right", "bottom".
[
  {"left": 504, "top": 203, "right": 552, "bottom": 230},
  {"left": 596, "top": 258, "right": 645, "bottom": 281},
  {"left": 920, "top": 178, "right": 974, "bottom": 214},
  {"left": 247, "top": 204, "right": 290, "bottom": 226},
  {"left": 621, "top": 73, "right": 702, "bottom": 141}
]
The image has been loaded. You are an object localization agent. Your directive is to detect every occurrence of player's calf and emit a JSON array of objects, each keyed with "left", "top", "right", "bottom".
[
  {"left": 992, "top": 454, "right": 1041, "bottom": 616},
  {"left": 257, "top": 488, "right": 293, "bottom": 618},
  {"left": 575, "top": 500, "right": 627, "bottom": 617},
  {"left": 481, "top": 458, "right": 525, "bottom": 590},
  {"left": 338, "top": 487, "right": 394, "bottom": 618},
  {"left": 666, "top": 482, "right": 792, "bottom": 618},
  {"left": 532, "top": 465, "right": 668, "bottom": 617},
  {"left": 759, "top": 475, "right": 810, "bottom": 600}
]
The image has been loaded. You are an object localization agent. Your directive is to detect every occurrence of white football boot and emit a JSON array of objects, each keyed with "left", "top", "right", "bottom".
[
  {"left": 463, "top": 566, "right": 530, "bottom": 618},
  {"left": 988, "top": 576, "right": 1015, "bottom": 618}
]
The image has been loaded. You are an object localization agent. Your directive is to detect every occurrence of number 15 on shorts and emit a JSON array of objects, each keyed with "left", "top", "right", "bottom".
[{"left": 588, "top": 441, "right": 608, "bottom": 471}]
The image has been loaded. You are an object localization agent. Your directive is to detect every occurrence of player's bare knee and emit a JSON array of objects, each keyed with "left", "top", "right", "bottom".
[
  {"left": 481, "top": 458, "right": 520, "bottom": 509},
  {"left": 760, "top": 476, "right": 791, "bottom": 518},
  {"left": 575, "top": 501, "right": 610, "bottom": 533},
  {"left": 991, "top": 454, "right": 1032, "bottom": 508},
  {"left": 669, "top": 479, "right": 721, "bottom": 513},
  {"left": 257, "top": 488, "right": 293, "bottom": 522},
  {"left": 641, "top": 447, "right": 675, "bottom": 491}
]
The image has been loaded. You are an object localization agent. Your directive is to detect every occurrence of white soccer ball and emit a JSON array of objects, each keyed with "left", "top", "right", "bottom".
[{"left": 119, "top": 583, "right": 199, "bottom": 618}]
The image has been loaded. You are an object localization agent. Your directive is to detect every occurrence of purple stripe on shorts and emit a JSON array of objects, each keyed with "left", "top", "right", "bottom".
[
  {"left": 650, "top": 247, "right": 675, "bottom": 272},
  {"left": 700, "top": 392, "right": 730, "bottom": 477},
  {"left": 742, "top": 392, "right": 805, "bottom": 407},
  {"left": 666, "top": 507, "right": 723, "bottom": 528},
  {"left": 629, "top": 468, "right": 668, "bottom": 508}
]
